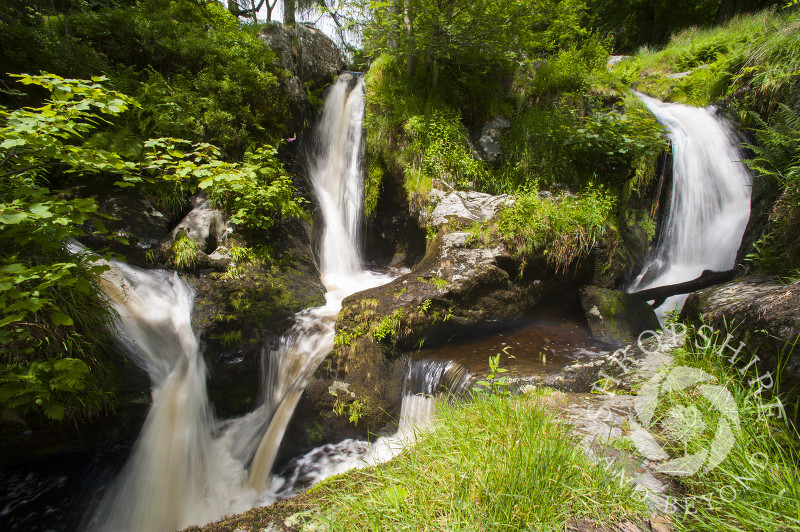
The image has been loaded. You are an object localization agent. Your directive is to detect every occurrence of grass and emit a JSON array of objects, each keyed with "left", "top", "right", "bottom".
[
  {"left": 301, "top": 390, "right": 649, "bottom": 531},
  {"left": 644, "top": 323, "right": 800, "bottom": 531},
  {"left": 471, "top": 185, "right": 618, "bottom": 274},
  {"left": 614, "top": 8, "right": 800, "bottom": 108},
  {"left": 169, "top": 232, "right": 200, "bottom": 269}
]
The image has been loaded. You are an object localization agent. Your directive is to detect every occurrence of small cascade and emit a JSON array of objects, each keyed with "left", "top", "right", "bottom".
[
  {"left": 274, "top": 359, "right": 471, "bottom": 497},
  {"left": 244, "top": 73, "right": 395, "bottom": 492},
  {"left": 629, "top": 93, "right": 752, "bottom": 317},
  {"left": 88, "top": 263, "right": 217, "bottom": 532}
]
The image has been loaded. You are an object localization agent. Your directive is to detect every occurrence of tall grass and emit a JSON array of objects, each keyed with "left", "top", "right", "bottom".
[
  {"left": 305, "top": 391, "right": 648, "bottom": 531},
  {"left": 615, "top": 8, "right": 800, "bottom": 108},
  {"left": 655, "top": 324, "right": 800, "bottom": 531}
]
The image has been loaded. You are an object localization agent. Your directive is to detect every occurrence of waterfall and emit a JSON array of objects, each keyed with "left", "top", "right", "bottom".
[
  {"left": 87, "top": 73, "right": 398, "bottom": 530},
  {"left": 629, "top": 93, "right": 752, "bottom": 317},
  {"left": 88, "top": 263, "right": 219, "bottom": 532}
]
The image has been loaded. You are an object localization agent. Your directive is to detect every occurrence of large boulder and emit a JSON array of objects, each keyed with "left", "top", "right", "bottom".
[
  {"left": 259, "top": 22, "right": 345, "bottom": 89},
  {"left": 167, "top": 195, "right": 229, "bottom": 255},
  {"left": 681, "top": 275, "right": 800, "bottom": 396},
  {"left": 580, "top": 286, "right": 661, "bottom": 347}
]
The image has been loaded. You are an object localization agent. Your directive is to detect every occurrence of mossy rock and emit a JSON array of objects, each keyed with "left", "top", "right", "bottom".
[{"left": 579, "top": 286, "right": 661, "bottom": 347}]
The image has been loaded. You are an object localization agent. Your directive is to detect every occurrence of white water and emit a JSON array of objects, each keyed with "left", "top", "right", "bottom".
[
  {"left": 629, "top": 93, "right": 752, "bottom": 317},
  {"left": 88, "top": 73, "right": 427, "bottom": 531},
  {"left": 274, "top": 359, "right": 471, "bottom": 497}
]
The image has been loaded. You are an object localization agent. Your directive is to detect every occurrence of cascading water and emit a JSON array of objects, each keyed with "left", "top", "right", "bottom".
[
  {"left": 85, "top": 73, "right": 417, "bottom": 531},
  {"left": 273, "top": 359, "right": 471, "bottom": 497},
  {"left": 629, "top": 93, "right": 752, "bottom": 317}
]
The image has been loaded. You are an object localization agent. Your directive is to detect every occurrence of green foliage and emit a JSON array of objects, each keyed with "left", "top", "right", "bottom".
[
  {"left": 743, "top": 104, "right": 800, "bottom": 274},
  {"left": 616, "top": 9, "right": 800, "bottom": 108},
  {"left": 0, "top": 74, "right": 139, "bottom": 423},
  {"left": 474, "top": 354, "right": 509, "bottom": 396},
  {"left": 222, "top": 243, "right": 256, "bottom": 280},
  {"left": 169, "top": 233, "right": 200, "bottom": 270},
  {"left": 0, "top": 73, "right": 302, "bottom": 424},
  {"left": 328, "top": 380, "right": 366, "bottom": 427},
  {"left": 474, "top": 184, "right": 617, "bottom": 273},
  {"left": 584, "top": 0, "right": 727, "bottom": 52},
  {"left": 372, "top": 309, "right": 405, "bottom": 344},
  {"left": 305, "top": 390, "right": 648, "bottom": 530},
  {"left": 494, "top": 91, "right": 668, "bottom": 193},
  {"left": 3, "top": 0, "right": 287, "bottom": 158},
  {"left": 404, "top": 109, "right": 486, "bottom": 189}
]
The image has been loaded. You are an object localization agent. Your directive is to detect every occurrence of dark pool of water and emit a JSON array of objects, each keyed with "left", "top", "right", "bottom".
[
  {"left": 0, "top": 443, "right": 128, "bottom": 532},
  {"left": 412, "top": 317, "right": 609, "bottom": 379}
]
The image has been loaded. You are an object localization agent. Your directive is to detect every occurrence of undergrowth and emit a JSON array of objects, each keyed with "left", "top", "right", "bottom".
[{"left": 471, "top": 185, "right": 618, "bottom": 274}]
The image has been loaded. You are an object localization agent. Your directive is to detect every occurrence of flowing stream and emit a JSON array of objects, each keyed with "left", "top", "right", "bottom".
[
  {"left": 82, "top": 73, "right": 441, "bottom": 531},
  {"left": 629, "top": 93, "right": 752, "bottom": 317}
]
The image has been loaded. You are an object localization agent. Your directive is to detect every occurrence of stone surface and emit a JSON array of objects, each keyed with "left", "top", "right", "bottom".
[
  {"left": 167, "top": 194, "right": 229, "bottom": 254},
  {"left": 428, "top": 190, "right": 514, "bottom": 227},
  {"left": 681, "top": 275, "right": 800, "bottom": 394},
  {"left": 474, "top": 116, "right": 511, "bottom": 163},
  {"left": 580, "top": 286, "right": 661, "bottom": 347},
  {"left": 259, "top": 22, "right": 345, "bottom": 88}
]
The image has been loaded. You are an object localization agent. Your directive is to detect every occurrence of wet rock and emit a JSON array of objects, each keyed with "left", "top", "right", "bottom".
[
  {"left": 427, "top": 190, "right": 514, "bottom": 227},
  {"left": 474, "top": 116, "right": 511, "bottom": 163},
  {"left": 580, "top": 286, "right": 661, "bottom": 347},
  {"left": 259, "top": 22, "right": 345, "bottom": 89},
  {"left": 78, "top": 182, "right": 181, "bottom": 266},
  {"left": 192, "top": 218, "right": 326, "bottom": 417},
  {"left": 681, "top": 275, "right": 800, "bottom": 395}
]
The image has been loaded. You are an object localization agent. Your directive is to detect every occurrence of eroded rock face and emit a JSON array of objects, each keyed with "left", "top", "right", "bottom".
[
  {"left": 427, "top": 190, "right": 514, "bottom": 227},
  {"left": 681, "top": 275, "right": 800, "bottom": 395},
  {"left": 580, "top": 286, "right": 661, "bottom": 347},
  {"left": 259, "top": 22, "right": 345, "bottom": 89}
]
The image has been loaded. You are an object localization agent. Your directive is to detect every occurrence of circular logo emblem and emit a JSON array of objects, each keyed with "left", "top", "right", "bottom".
[{"left": 630, "top": 366, "right": 740, "bottom": 476}]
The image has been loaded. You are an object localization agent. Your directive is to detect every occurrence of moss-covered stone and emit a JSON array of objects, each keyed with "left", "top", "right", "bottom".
[
  {"left": 579, "top": 286, "right": 661, "bottom": 347},
  {"left": 191, "top": 218, "right": 325, "bottom": 418}
]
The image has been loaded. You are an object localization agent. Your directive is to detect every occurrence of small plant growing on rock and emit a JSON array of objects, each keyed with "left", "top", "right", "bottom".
[
  {"left": 328, "top": 381, "right": 367, "bottom": 427},
  {"left": 169, "top": 232, "right": 199, "bottom": 269}
]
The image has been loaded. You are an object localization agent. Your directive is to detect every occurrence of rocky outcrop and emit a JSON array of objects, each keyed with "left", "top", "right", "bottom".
[
  {"left": 168, "top": 195, "right": 229, "bottom": 255},
  {"left": 580, "top": 286, "right": 661, "bottom": 347},
  {"left": 427, "top": 189, "right": 514, "bottom": 227},
  {"left": 259, "top": 22, "right": 345, "bottom": 89},
  {"left": 473, "top": 116, "right": 511, "bottom": 163},
  {"left": 681, "top": 275, "right": 800, "bottom": 396}
]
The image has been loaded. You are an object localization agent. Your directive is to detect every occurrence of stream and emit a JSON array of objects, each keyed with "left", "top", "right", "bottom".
[{"left": 0, "top": 81, "right": 753, "bottom": 531}]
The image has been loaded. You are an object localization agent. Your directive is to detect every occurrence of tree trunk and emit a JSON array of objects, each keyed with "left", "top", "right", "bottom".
[
  {"left": 284, "top": 0, "right": 295, "bottom": 25},
  {"left": 405, "top": 2, "right": 417, "bottom": 77}
]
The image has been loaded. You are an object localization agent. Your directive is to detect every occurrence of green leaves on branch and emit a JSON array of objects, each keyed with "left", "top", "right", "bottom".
[{"left": 0, "top": 73, "right": 303, "bottom": 424}]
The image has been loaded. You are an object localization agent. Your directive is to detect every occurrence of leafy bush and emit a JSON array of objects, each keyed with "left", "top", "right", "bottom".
[
  {"left": 0, "top": 73, "right": 304, "bottom": 424},
  {"left": 493, "top": 94, "right": 667, "bottom": 192},
  {"left": 0, "top": 74, "right": 132, "bottom": 422}
]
